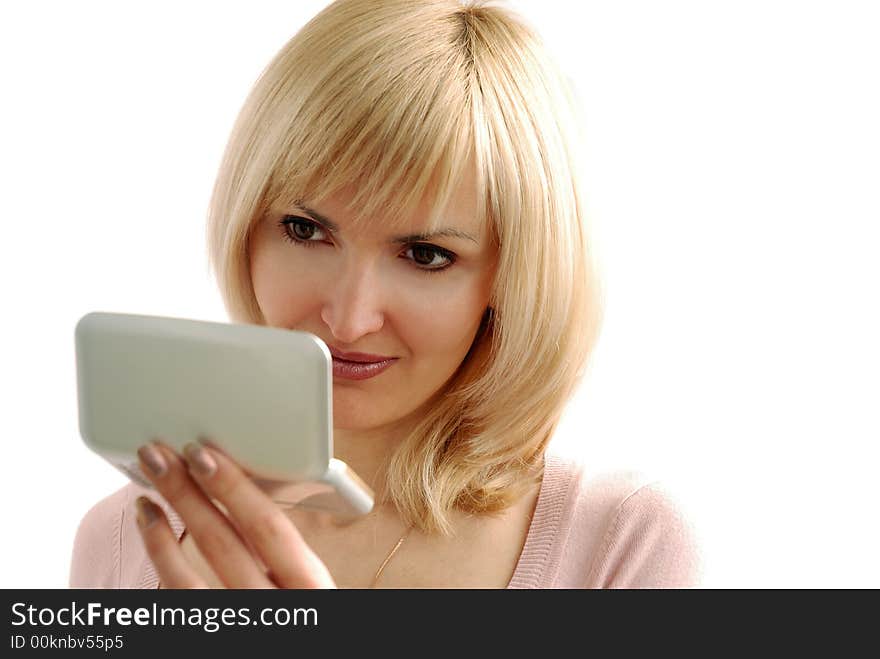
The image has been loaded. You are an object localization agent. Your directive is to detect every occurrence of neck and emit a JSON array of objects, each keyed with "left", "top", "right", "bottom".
[
  {"left": 331, "top": 401, "right": 429, "bottom": 501},
  {"left": 332, "top": 425, "right": 403, "bottom": 502},
  {"left": 284, "top": 419, "right": 415, "bottom": 535}
]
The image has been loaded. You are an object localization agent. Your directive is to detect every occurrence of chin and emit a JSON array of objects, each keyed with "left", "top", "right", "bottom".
[
  {"left": 331, "top": 390, "right": 393, "bottom": 431},
  {"left": 331, "top": 379, "right": 437, "bottom": 433}
]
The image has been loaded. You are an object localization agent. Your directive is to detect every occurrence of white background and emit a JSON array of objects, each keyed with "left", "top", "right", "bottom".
[{"left": 1, "top": 1, "right": 877, "bottom": 588}]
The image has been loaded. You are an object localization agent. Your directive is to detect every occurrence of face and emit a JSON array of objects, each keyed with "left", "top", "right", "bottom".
[{"left": 247, "top": 179, "right": 497, "bottom": 432}]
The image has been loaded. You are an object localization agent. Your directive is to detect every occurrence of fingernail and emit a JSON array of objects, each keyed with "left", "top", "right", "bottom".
[
  {"left": 183, "top": 442, "right": 216, "bottom": 477},
  {"left": 137, "top": 443, "right": 167, "bottom": 477},
  {"left": 197, "top": 435, "right": 228, "bottom": 458},
  {"left": 135, "top": 496, "right": 159, "bottom": 528}
]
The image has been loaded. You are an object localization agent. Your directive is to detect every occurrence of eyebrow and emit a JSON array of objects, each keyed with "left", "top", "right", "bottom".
[{"left": 290, "top": 201, "right": 479, "bottom": 245}]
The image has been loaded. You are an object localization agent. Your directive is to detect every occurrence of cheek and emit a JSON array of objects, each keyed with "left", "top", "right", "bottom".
[
  {"left": 392, "top": 281, "right": 486, "bottom": 361},
  {"left": 251, "top": 249, "right": 326, "bottom": 326}
]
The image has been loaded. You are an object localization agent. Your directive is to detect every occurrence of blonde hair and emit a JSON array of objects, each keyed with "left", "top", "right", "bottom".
[{"left": 206, "top": 0, "right": 604, "bottom": 535}]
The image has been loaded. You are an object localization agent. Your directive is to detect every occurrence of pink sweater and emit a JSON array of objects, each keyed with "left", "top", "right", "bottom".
[{"left": 70, "top": 452, "right": 702, "bottom": 588}]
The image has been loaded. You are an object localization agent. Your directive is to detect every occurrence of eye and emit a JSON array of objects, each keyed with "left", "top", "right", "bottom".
[
  {"left": 278, "top": 216, "right": 328, "bottom": 245},
  {"left": 403, "top": 244, "right": 455, "bottom": 272}
]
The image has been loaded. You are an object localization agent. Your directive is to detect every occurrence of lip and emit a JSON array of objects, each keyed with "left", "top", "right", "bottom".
[{"left": 331, "top": 356, "right": 397, "bottom": 381}]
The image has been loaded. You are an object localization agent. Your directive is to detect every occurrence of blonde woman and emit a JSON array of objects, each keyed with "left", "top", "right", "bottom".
[{"left": 70, "top": 0, "right": 700, "bottom": 589}]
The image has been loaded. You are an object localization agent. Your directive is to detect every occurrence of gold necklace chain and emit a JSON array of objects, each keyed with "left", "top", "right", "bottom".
[
  {"left": 170, "top": 513, "right": 413, "bottom": 588},
  {"left": 369, "top": 525, "right": 414, "bottom": 588}
]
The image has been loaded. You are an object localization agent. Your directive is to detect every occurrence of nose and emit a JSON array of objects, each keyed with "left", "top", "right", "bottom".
[{"left": 320, "top": 256, "right": 386, "bottom": 345}]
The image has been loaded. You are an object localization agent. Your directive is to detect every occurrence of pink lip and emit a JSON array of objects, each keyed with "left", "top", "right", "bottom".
[
  {"left": 332, "top": 356, "right": 397, "bottom": 380},
  {"left": 322, "top": 345, "right": 399, "bottom": 380}
]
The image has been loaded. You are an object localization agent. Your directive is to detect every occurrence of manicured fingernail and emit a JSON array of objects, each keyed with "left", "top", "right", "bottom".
[
  {"left": 197, "top": 435, "right": 224, "bottom": 453},
  {"left": 135, "top": 496, "right": 159, "bottom": 528},
  {"left": 183, "top": 442, "right": 216, "bottom": 477},
  {"left": 137, "top": 443, "right": 167, "bottom": 477},
  {"left": 196, "top": 436, "right": 228, "bottom": 459}
]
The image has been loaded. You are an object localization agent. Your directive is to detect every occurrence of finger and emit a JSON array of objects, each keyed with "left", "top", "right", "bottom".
[
  {"left": 134, "top": 496, "right": 207, "bottom": 589},
  {"left": 137, "top": 441, "right": 275, "bottom": 588},
  {"left": 181, "top": 440, "right": 336, "bottom": 589}
]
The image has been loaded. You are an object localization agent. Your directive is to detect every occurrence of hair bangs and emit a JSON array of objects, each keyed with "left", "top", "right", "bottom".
[{"left": 264, "top": 10, "right": 487, "bottom": 235}]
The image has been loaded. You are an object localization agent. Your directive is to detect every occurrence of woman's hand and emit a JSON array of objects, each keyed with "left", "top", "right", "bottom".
[{"left": 134, "top": 439, "right": 337, "bottom": 589}]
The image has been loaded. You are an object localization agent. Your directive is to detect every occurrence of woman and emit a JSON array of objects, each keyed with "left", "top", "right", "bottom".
[{"left": 70, "top": 0, "right": 700, "bottom": 588}]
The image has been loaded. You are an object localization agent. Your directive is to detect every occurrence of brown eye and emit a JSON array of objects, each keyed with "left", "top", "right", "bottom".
[
  {"left": 279, "top": 216, "right": 328, "bottom": 245},
  {"left": 403, "top": 244, "right": 455, "bottom": 271},
  {"left": 411, "top": 245, "right": 436, "bottom": 265},
  {"left": 292, "top": 221, "right": 317, "bottom": 240}
]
